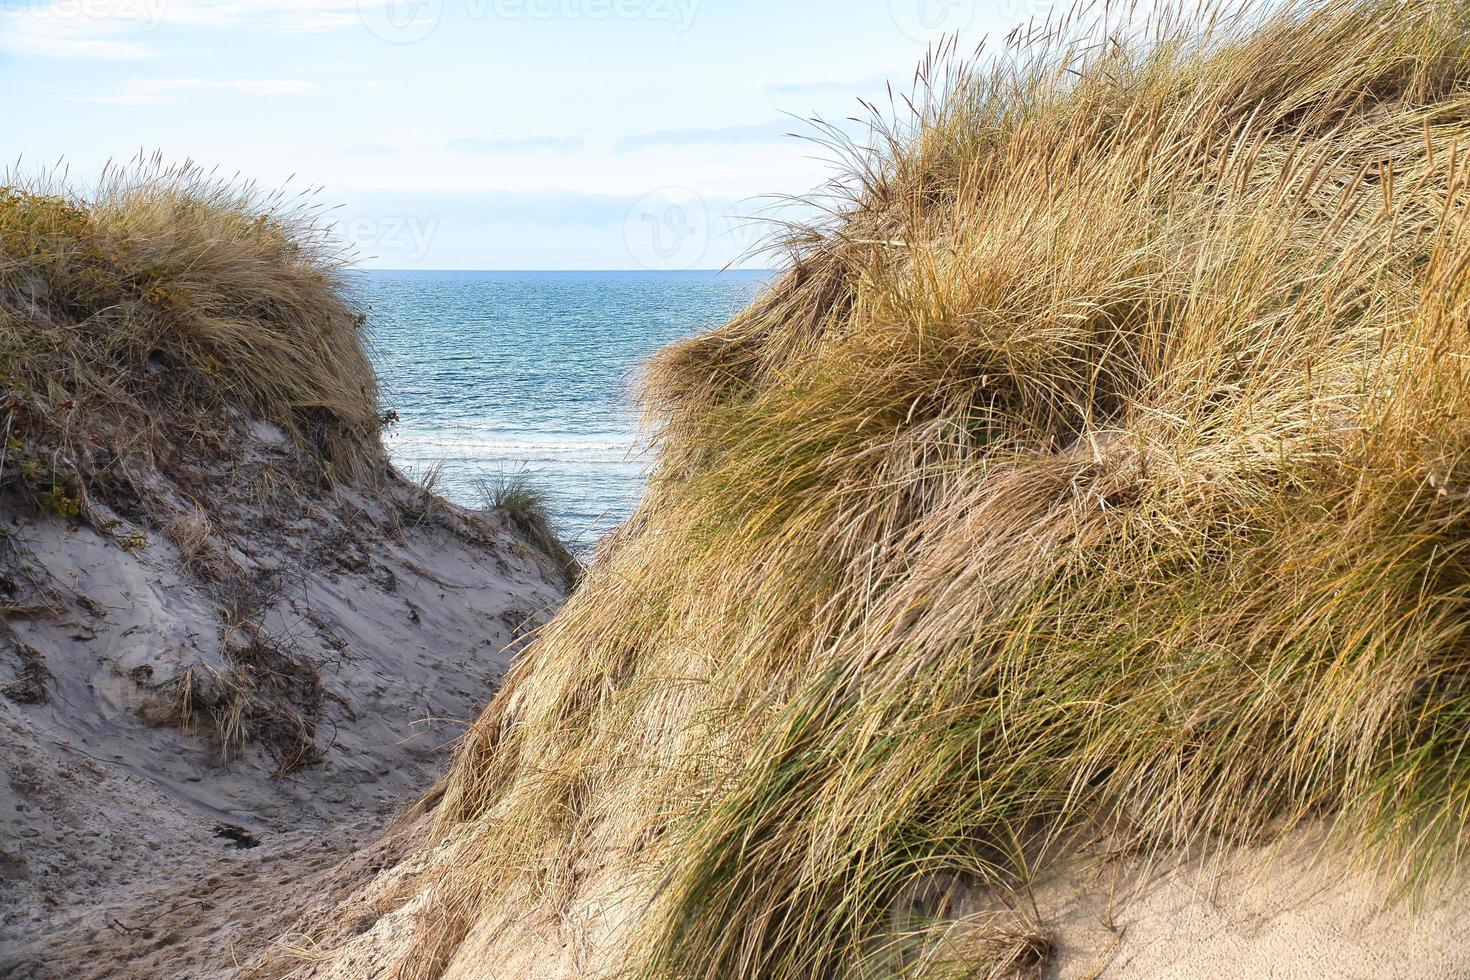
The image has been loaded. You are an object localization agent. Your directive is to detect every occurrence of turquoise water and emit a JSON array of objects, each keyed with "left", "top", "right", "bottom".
[{"left": 352, "top": 270, "right": 769, "bottom": 547}]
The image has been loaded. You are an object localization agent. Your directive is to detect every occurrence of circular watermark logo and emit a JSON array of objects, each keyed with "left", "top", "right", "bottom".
[
  {"left": 624, "top": 188, "right": 709, "bottom": 270},
  {"left": 888, "top": 0, "right": 976, "bottom": 43},
  {"left": 358, "top": 0, "right": 443, "bottom": 44}
]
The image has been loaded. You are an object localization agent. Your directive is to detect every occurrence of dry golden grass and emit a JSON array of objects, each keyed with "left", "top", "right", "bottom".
[
  {"left": 292, "top": 1, "right": 1470, "bottom": 976},
  {"left": 0, "top": 157, "right": 384, "bottom": 521}
]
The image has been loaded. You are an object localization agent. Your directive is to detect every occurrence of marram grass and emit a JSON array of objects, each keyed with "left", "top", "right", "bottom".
[
  {"left": 390, "top": 0, "right": 1469, "bottom": 976},
  {"left": 0, "top": 158, "right": 383, "bottom": 517}
]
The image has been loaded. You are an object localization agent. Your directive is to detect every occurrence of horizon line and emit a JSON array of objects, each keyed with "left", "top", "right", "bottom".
[{"left": 351, "top": 267, "right": 779, "bottom": 274}]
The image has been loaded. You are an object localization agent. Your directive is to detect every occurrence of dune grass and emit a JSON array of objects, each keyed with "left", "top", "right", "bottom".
[
  {"left": 310, "top": 1, "right": 1470, "bottom": 975},
  {"left": 478, "top": 470, "right": 582, "bottom": 584},
  {"left": 0, "top": 159, "right": 384, "bottom": 520}
]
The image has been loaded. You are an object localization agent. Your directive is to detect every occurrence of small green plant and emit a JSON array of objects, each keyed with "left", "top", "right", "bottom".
[
  {"left": 37, "top": 481, "right": 80, "bottom": 519},
  {"left": 141, "top": 282, "right": 186, "bottom": 311}
]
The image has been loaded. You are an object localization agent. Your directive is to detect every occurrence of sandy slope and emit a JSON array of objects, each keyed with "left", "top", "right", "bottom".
[{"left": 0, "top": 421, "right": 567, "bottom": 979}]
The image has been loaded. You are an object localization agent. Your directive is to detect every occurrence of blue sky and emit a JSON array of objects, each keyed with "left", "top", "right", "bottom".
[{"left": 1, "top": 0, "right": 1064, "bottom": 269}]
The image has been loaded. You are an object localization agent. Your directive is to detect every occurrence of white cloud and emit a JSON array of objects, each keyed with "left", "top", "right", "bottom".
[
  {"left": 72, "top": 76, "right": 319, "bottom": 105},
  {"left": 0, "top": 5, "right": 156, "bottom": 59},
  {"left": 614, "top": 121, "right": 796, "bottom": 155},
  {"left": 150, "top": 0, "right": 362, "bottom": 31},
  {"left": 0, "top": 0, "right": 364, "bottom": 60},
  {"left": 450, "top": 136, "right": 587, "bottom": 155},
  {"left": 765, "top": 76, "right": 889, "bottom": 97}
]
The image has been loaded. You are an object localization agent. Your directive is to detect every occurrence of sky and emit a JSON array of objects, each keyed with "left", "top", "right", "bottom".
[{"left": 1, "top": 0, "right": 1067, "bottom": 269}]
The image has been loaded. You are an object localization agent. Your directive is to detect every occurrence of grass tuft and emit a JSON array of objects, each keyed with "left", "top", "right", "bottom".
[
  {"left": 0, "top": 156, "right": 385, "bottom": 523},
  {"left": 478, "top": 471, "right": 581, "bottom": 585}
]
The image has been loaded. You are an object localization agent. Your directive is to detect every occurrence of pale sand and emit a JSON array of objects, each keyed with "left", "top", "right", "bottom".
[
  {"left": 1034, "top": 833, "right": 1470, "bottom": 979},
  {"left": 255, "top": 822, "right": 1470, "bottom": 978}
]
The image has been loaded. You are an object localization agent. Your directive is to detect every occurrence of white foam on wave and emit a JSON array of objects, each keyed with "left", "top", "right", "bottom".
[
  {"left": 385, "top": 427, "right": 646, "bottom": 466},
  {"left": 384, "top": 425, "right": 653, "bottom": 546}
]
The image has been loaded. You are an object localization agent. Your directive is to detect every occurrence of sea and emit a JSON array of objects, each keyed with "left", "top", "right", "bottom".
[{"left": 351, "top": 269, "right": 770, "bottom": 549}]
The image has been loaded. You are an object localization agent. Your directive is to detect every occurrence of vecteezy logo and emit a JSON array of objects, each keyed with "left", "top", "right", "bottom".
[
  {"left": 888, "top": 0, "right": 976, "bottom": 43},
  {"left": 340, "top": 215, "right": 440, "bottom": 264},
  {"left": 624, "top": 188, "right": 709, "bottom": 270},
  {"left": 358, "top": 0, "right": 443, "bottom": 44},
  {"left": 22, "top": 0, "right": 170, "bottom": 31}
]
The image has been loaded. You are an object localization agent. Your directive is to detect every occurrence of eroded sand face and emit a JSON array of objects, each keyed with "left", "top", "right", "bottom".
[{"left": 0, "top": 422, "right": 567, "bottom": 979}]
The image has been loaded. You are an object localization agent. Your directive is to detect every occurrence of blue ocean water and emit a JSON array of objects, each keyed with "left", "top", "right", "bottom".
[{"left": 351, "top": 270, "right": 769, "bottom": 547}]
